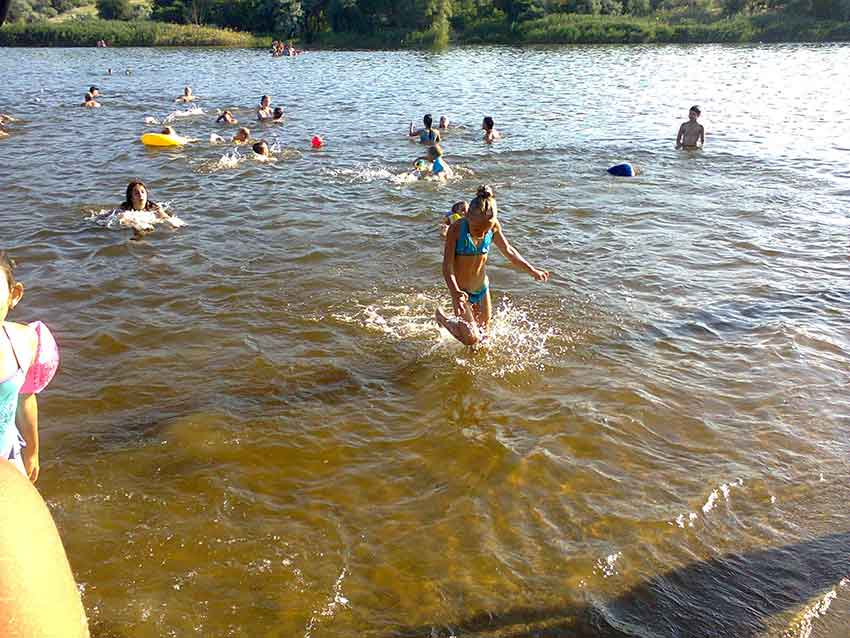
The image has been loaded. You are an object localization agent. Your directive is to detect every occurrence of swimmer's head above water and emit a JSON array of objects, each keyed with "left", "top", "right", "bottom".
[
  {"left": 260, "top": 95, "right": 270, "bottom": 109},
  {"left": 89, "top": 85, "right": 99, "bottom": 98},
  {"left": 468, "top": 185, "right": 497, "bottom": 229},
  {"left": 217, "top": 110, "right": 237, "bottom": 124},
  {"left": 160, "top": 126, "right": 176, "bottom": 136},
  {"left": 423, "top": 113, "right": 434, "bottom": 129},
  {"left": 273, "top": 107, "right": 284, "bottom": 121},
  {"left": 689, "top": 105, "right": 701, "bottom": 120},
  {"left": 438, "top": 116, "right": 449, "bottom": 129},
  {"left": 233, "top": 127, "right": 250, "bottom": 143},
  {"left": 252, "top": 140, "right": 270, "bottom": 157},
  {"left": 122, "top": 180, "right": 155, "bottom": 211}
]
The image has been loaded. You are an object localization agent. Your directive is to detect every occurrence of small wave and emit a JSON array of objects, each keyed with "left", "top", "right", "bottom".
[
  {"left": 672, "top": 478, "right": 744, "bottom": 528},
  {"left": 87, "top": 204, "right": 185, "bottom": 233},
  {"left": 784, "top": 579, "right": 848, "bottom": 638},
  {"left": 197, "top": 149, "right": 245, "bottom": 173},
  {"left": 323, "top": 163, "right": 394, "bottom": 184},
  {"left": 303, "top": 567, "right": 349, "bottom": 638}
]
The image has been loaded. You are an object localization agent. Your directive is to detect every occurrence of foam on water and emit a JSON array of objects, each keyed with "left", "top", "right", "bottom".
[
  {"left": 784, "top": 579, "right": 849, "bottom": 638},
  {"left": 672, "top": 478, "right": 744, "bottom": 528},
  {"left": 162, "top": 106, "right": 205, "bottom": 123},
  {"left": 87, "top": 204, "right": 186, "bottom": 233},
  {"left": 197, "top": 150, "right": 245, "bottom": 173},
  {"left": 323, "top": 163, "right": 395, "bottom": 184},
  {"left": 303, "top": 567, "right": 349, "bottom": 638}
]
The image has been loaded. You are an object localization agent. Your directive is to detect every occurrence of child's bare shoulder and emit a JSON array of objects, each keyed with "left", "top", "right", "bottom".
[{"left": 5, "top": 322, "right": 37, "bottom": 356}]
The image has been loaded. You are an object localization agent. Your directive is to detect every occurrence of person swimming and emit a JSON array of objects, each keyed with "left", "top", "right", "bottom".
[
  {"left": 257, "top": 95, "right": 273, "bottom": 121},
  {"left": 81, "top": 93, "right": 101, "bottom": 108},
  {"left": 438, "top": 116, "right": 449, "bottom": 130},
  {"left": 409, "top": 114, "right": 441, "bottom": 145},
  {"left": 233, "top": 127, "right": 251, "bottom": 144},
  {"left": 272, "top": 107, "right": 285, "bottom": 123},
  {"left": 252, "top": 140, "right": 271, "bottom": 158},
  {"left": 435, "top": 186, "right": 549, "bottom": 346},
  {"left": 88, "top": 86, "right": 100, "bottom": 99},
  {"left": 216, "top": 110, "right": 237, "bottom": 125},
  {"left": 482, "top": 116, "right": 501, "bottom": 143},
  {"left": 119, "top": 181, "right": 179, "bottom": 238},
  {"left": 176, "top": 86, "right": 198, "bottom": 103},
  {"left": 414, "top": 144, "right": 452, "bottom": 180}
]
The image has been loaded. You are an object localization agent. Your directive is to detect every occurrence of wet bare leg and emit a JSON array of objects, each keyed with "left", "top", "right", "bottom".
[{"left": 435, "top": 304, "right": 482, "bottom": 346}]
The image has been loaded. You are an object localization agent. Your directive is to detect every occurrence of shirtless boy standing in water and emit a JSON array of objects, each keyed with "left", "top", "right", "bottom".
[{"left": 676, "top": 105, "right": 704, "bottom": 149}]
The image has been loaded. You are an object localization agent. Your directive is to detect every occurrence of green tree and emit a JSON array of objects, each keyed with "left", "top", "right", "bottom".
[{"left": 97, "top": 0, "right": 133, "bottom": 19}]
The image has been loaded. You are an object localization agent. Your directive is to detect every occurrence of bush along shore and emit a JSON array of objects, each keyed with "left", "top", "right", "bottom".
[
  {"left": 0, "top": 19, "right": 269, "bottom": 47},
  {"left": 0, "top": 14, "right": 848, "bottom": 47}
]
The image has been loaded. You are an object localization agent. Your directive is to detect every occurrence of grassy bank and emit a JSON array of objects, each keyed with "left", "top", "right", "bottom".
[
  {"left": 0, "top": 18, "right": 269, "bottom": 47},
  {"left": 1, "top": 13, "right": 848, "bottom": 47}
]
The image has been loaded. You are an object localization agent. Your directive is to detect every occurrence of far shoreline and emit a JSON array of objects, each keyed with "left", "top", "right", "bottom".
[{"left": 1, "top": 14, "right": 849, "bottom": 49}]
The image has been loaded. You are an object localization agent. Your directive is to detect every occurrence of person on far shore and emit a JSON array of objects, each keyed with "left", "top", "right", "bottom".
[
  {"left": 176, "top": 86, "right": 198, "bottom": 103},
  {"left": 435, "top": 186, "right": 549, "bottom": 346},
  {"left": 409, "top": 114, "right": 441, "bottom": 145},
  {"left": 482, "top": 116, "right": 501, "bottom": 143},
  {"left": 233, "top": 127, "right": 251, "bottom": 144},
  {"left": 216, "top": 110, "right": 238, "bottom": 124},
  {"left": 257, "top": 95, "right": 273, "bottom": 121},
  {"left": 82, "top": 92, "right": 101, "bottom": 108},
  {"left": 676, "top": 105, "right": 704, "bottom": 149}
]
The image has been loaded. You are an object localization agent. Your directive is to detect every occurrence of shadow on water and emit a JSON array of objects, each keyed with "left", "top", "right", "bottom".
[{"left": 388, "top": 532, "right": 850, "bottom": 637}]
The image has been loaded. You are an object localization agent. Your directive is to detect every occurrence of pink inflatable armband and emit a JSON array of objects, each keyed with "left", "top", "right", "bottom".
[{"left": 20, "top": 321, "right": 59, "bottom": 394}]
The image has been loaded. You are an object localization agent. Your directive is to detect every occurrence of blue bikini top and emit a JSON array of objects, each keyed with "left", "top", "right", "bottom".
[{"left": 455, "top": 218, "right": 493, "bottom": 256}]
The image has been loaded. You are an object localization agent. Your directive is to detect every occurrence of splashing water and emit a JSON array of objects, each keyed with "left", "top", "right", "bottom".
[
  {"left": 323, "top": 163, "right": 394, "bottom": 184},
  {"left": 197, "top": 150, "right": 245, "bottom": 173},
  {"left": 163, "top": 106, "right": 205, "bottom": 123},
  {"left": 87, "top": 203, "right": 186, "bottom": 233}
]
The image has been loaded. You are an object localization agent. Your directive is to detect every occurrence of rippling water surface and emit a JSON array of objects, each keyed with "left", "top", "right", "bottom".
[{"left": 1, "top": 44, "right": 849, "bottom": 638}]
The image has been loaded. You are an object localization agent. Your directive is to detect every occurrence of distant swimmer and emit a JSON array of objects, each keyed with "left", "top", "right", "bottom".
[
  {"left": 257, "top": 95, "right": 273, "bottom": 121},
  {"left": 216, "top": 110, "right": 238, "bottom": 124},
  {"left": 252, "top": 140, "right": 271, "bottom": 158},
  {"left": 0, "top": 113, "right": 13, "bottom": 138},
  {"left": 176, "top": 86, "right": 198, "bottom": 103},
  {"left": 272, "top": 107, "right": 285, "bottom": 123},
  {"left": 435, "top": 186, "right": 550, "bottom": 346},
  {"left": 676, "top": 105, "right": 704, "bottom": 149},
  {"left": 88, "top": 85, "right": 100, "bottom": 99},
  {"left": 233, "top": 127, "right": 251, "bottom": 144},
  {"left": 482, "top": 116, "right": 501, "bottom": 143},
  {"left": 415, "top": 144, "right": 452, "bottom": 180},
  {"left": 438, "top": 116, "right": 450, "bottom": 130},
  {"left": 81, "top": 92, "right": 101, "bottom": 108},
  {"left": 409, "top": 114, "right": 441, "bottom": 145},
  {"left": 441, "top": 200, "right": 469, "bottom": 237}
]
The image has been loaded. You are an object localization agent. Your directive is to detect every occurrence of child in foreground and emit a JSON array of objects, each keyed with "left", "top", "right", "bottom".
[
  {"left": 0, "top": 253, "right": 60, "bottom": 483},
  {"left": 436, "top": 186, "right": 549, "bottom": 346},
  {"left": 441, "top": 200, "right": 468, "bottom": 237},
  {"left": 676, "top": 105, "right": 704, "bottom": 149}
]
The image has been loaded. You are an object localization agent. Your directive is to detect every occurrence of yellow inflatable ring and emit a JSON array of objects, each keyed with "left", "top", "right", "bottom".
[{"left": 141, "top": 132, "right": 186, "bottom": 147}]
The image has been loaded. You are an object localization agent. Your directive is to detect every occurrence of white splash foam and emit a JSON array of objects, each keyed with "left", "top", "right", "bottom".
[
  {"left": 324, "top": 164, "right": 394, "bottom": 184},
  {"left": 784, "top": 579, "right": 848, "bottom": 638},
  {"left": 672, "top": 479, "right": 744, "bottom": 527},
  {"left": 209, "top": 132, "right": 226, "bottom": 144},
  {"left": 303, "top": 568, "right": 349, "bottom": 638},
  {"left": 87, "top": 203, "right": 185, "bottom": 233},
  {"left": 144, "top": 116, "right": 160, "bottom": 125},
  {"left": 163, "top": 106, "right": 205, "bottom": 123},
  {"left": 595, "top": 552, "right": 621, "bottom": 578}
]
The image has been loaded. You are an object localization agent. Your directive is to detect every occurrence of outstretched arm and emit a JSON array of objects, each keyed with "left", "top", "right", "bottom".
[{"left": 493, "top": 225, "right": 550, "bottom": 281}]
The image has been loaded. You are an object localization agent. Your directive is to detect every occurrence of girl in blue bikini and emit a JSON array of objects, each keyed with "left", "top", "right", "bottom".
[
  {"left": 435, "top": 186, "right": 550, "bottom": 346},
  {"left": 0, "top": 253, "right": 59, "bottom": 483}
]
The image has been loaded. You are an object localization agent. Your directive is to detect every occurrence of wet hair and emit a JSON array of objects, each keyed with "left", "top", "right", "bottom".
[
  {"left": 469, "top": 185, "right": 497, "bottom": 218},
  {"left": 423, "top": 114, "right": 433, "bottom": 129},
  {"left": 235, "top": 127, "right": 250, "bottom": 140},
  {"left": 451, "top": 200, "right": 468, "bottom": 215},
  {"left": 0, "top": 252, "right": 16, "bottom": 289},
  {"left": 273, "top": 107, "right": 284, "bottom": 119},
  {"left": 184, "top": 86, "right": 192, "bottom": 95},
  {"left": 89, "top": 85, "right": 99, "bottom": 93},
  {"left": 690, "top": 105, "right": 701, "bottom": 115},
  {"left": 161, "top": 126, "right": 176, "bottom": 135},
  {"left": 260, "top": 95, "right": 269, "bottom": 105},
  {"left": 483, "top": 116, "right": 495, "bottom": 131},
  {"left": 216, "top": 111, "right": 232, "bottom": 123},
  {"left": 439, "top": 116, "right": 448, "bottom": 127},
  {"left": 252, "top": 141, "right": 269, "bottom": 155},
  {"left": 122, "top": 180, "right": 156, "bottom": 211},
  {"left": 428, "top": 144, "right": 444, "bottom": 158}
]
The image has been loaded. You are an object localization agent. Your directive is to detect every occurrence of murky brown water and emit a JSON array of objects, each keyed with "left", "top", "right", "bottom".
[{"left": 1, "top": 43, "right": 849, "bottom": 637}]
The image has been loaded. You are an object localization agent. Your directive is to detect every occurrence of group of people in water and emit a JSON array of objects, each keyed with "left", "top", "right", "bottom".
[{"left": 270, "top": 40, "right": 302, "bottom": 57}]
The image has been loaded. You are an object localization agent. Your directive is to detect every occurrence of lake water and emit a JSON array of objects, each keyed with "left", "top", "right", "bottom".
[{"left": 1, "top": 43, "right": 849, "bottom": 638}]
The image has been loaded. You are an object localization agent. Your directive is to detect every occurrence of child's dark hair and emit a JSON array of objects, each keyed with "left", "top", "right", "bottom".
[
  {"left": 216, "top": 111, "right": 231, "bottom": 123},
  {"left": 690, "top": 105, "right": 701, "bottom": 115},
  {"left": 0, "top": 252, "right": 16, "bottom": 289},
  {"left": 470, "top": 185, "right": 496, "bottom": 218},
  {"left": 260, "top": 95, "right": 269, "bottom": 104},
  {"left": 483, "top": 116, "right": 495, "bottom": 130},
  {"left": 122, "top": 180, "right": 155, "bottom": 211},
  {"left": 273, "top": 107, "right": 284, "bottom": 119},
  {"left": 252, "top": 141, "right": 268, "bottom": 154},
  {"left": 423, "top": 113, "right": 433, "bottom": 129}
]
